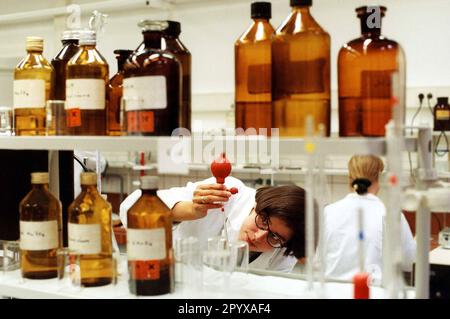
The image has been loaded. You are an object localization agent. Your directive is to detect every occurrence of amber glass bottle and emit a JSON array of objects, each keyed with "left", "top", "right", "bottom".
[
  {"left": 14, "top": 37, "right": 53, "bottom": 136},
  {"left": 235, "top": 2, "right": 274, "bottom": 136},
  {"left": 164, "top": 21, "right": 191, "bottom": 131},
  {"left": 107, "top": 50, "right": 133, "bottom": 136},
  {"left": 338, "top": 6, "right": 406, "bottom": 137},
  {"left": 434, "top": 97, "right": 450, "bottom": 131},
  {"left": 127, "top": 176, "right": 173, "bottom": 296},
  {"left": 19, "top": 172, "right": 62, "bottom": 279},
  {"left": 66, "top": 30, "right": 108, "bottom": 135},
  {"left": 123, "top": 20, "right": 181, "bottom": 136},
  {"left": 272, "top": 0, "right": 330, "bottom": 137},
  {"left": 68, "top": 172, "right": 113, "bottom": 287}
]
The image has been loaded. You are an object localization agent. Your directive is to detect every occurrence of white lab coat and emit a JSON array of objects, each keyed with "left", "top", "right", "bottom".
[
  {"left": 119, "top": 176, "right": 298, "bottom": 272},
  {"left": 319, "top": 193, "right": 416, "bottom": 281}
]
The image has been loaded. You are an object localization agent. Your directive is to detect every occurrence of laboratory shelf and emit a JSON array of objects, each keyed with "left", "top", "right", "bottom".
[{"left": 0, "top": 135, "right": 417, "bottom": 155}]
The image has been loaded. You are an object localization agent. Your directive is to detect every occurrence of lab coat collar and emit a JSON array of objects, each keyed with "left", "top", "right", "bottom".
[{"left": 345, "top": 192, "right": 381, "bottom": 202}]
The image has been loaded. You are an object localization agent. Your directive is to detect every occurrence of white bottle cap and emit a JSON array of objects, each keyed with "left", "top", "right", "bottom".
[
  {"left": 140, "top": 176, "right": 159, "bottom": 190},
  {"left": 79, "top": 30, "right": 96, "bottom": 45},
  {"left": 26, "top": 36, "right": 43, "bottom": 51}
]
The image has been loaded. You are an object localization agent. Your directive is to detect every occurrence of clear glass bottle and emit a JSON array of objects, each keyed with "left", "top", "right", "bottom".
[
  {"left": 123, "top": 20, "right": 182, "bottom": 136},
  {"left": 107, "top": 49, "right": 133, "bottom": 136},
  {"left": 434, "top": 97, "right": 450, "bottom": 131},
  {"left": 68, "top": 172, "right": 113, "bottom": 287},
  {"left": 272, "top": 0, "right": 331, "bottom": 137},
  {"left": 14, "top": 37, "right": 54, "bottom": 136},
  {"left": 66, "top": 30, "right": 109, "bottom": 135},
  {"left": 19, "top": 172, "right": 62, "bottom": 279},
  {"left": 127, "top": 176, "right": 173, "bottom": 296},
  {"left": 235, "top": 2, "right": 274, "bottom": 136},
  {"left": 338, "top": 6, "right": 406, "bottom": 137}
]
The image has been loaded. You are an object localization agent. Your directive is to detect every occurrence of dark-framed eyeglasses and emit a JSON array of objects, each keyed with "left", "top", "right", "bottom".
[{"left": 254, "top": 213, "right": 287, "bottom": 248}]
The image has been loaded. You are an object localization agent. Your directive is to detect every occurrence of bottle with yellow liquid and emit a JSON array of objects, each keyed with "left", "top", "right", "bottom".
[
  {"left": 68, "top": 172, "right": 113, "bottom": 287},
  {"left": 14, "top": 37, "right": 53, "bottom": 136},
  {"left": 127, "top": 176, "right": 173, "bottom": 296},
  {"left": 235, "top": 2, "right": 274, "bottom": 136},
  {"left": 19, "top": 172, "right": 62, "bottom": 279},
  {"left": 66, "top": 30, "right": 109, "bottom": 135},
  {"left": 272, "top": 0, "right": 331, "bottom": 136}
]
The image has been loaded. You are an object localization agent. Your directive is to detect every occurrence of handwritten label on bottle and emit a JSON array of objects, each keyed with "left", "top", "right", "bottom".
[
  {"left": 13, "top": 80, "right": 45, "bottom": 109},
  {"left": 66, "top": 79, "right": 105, "bottom": 110},
  {"left": 361, "top": 70, "right": 393, "bottom": 99},
  {"left": 436, "top": 110, "right": 450, "bottom": 120},
  {"left": 127, "top": 228, "right": 166, "bottom": 261},
  {"left": 19, "top": 220, "right": 58, "bottom": 251},
  {"left": 123, "top": 76, "right": 167, "bottom": 111},
  {"left": 68, "top": 223, "right": 101, "bottom": 254},
  {"left": 286, "top": 59, "right": 326, "bottom": 94}
]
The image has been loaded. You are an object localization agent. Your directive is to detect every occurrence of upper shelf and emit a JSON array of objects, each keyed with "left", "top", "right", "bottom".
[{"left": 0, "top": 135, "right": 418, "bottom": 155}]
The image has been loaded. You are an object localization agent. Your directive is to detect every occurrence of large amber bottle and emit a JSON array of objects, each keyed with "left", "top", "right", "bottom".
[
  {"left": 123, "top": 21, "right": 182, "bottom": 136},
  {"left": 107, "top": 50, "right": 133, "bottom": 136},
  {"left": 68, "top": 172, "right": 113, "bottom": 287},
  {"left": 164, "top": 21, "right": 191, "bottom": 131},
  {"left": 272, "top": 0, "right": 331, "bottom": 136},
  {"left": 19, "top": 172, "right": 62, "bottom": 279},
  {"left": 51, "top": 30, "right": 80, "bottom": 100},
  {"left": 338, "top": 6, "right": 406, "bottom": 137},
  {"left": 66, "top": 30, "right": 108, "bottom": 135},
  {"left": 127, "top": 176, "right": 173, "bottom": 296},
  {"left": 235, "top": 2, "right": 274, "bottom": 136},
  {"left": 14, "top": 37, "right": 53, "bottom": 136}
]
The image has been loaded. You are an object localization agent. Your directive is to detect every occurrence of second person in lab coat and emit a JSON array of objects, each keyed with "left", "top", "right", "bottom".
[
  {"left": 319, "top": 155, "right": 416, "bottom": 281},
  {"left": 120, "top": 176, "right": 310, "bottom": 272}
]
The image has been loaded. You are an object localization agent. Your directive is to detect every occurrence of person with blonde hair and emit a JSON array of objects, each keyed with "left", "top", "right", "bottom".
[{"left": 320, "top": 155, "right": 416, "bottom": 281}]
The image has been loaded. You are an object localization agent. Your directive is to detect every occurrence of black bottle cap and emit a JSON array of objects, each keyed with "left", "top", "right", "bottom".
[
  {"left": 437, "top": 97, "right": 449, "bottom": 105},
  {"left": 251, "top": 2, "right": 272, "bottom": 19},
  {"left": 356, "top": 5, "right": 387, "bottom": 18},
  {"left": 165, "top": 21, "right": 181, "bottom": 37},
  {"left": 290, "top": 0, "right": 312, "bottom": 7},
  {"left": 113, "top": 49, "right": 134, "bottom": 58}
]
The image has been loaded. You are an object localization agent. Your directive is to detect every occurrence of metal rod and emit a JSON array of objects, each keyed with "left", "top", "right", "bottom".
[{"left": 415, "top": 196, "right": 430, "bottom": 299}]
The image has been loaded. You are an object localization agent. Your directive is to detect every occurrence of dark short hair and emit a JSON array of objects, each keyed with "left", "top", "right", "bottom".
[{"left": 255, "top": 185, "right": 315, "bottom": 259}]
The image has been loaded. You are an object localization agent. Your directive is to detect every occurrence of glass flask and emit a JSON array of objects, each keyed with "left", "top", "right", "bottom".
[
  {"left": 338, "top": 6, "right": 406, "bottom": 137},
  {"left": 68, "top": 172, "right": 113, "bottom": 287},
  {"left": 14, "top": 37, "right": 54, "bottom": 136},
  {"left": 434, "top": 97, "right": 450, "bottom": 131},
  {"left": 164, "top": 21, "right": 191, "bottom": 131},
  {"left": 127, "top": 176, "right": 173, "bottom": 296},
  {"left": 107, "top": 49, "right": 133, "bottom": 136},
  {"left": 235, "top": 2, "right": 274, "bottom": 136},
  {"left": 123, "top": 20, "right": 182, "bottom": 136},
  {"left": 272, "top": 0, "right": 331, "bottom": 137},
  {"left": 66, "top": 30, "right": 109, "bottom": 136},
  {"left": 19, "top": 172, "right": 62, "bottom": 279}
]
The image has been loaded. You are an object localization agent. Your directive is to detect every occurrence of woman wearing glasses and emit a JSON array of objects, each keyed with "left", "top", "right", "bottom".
[{"left": 120, "top": 176, "right": 308, "bottom": 272}]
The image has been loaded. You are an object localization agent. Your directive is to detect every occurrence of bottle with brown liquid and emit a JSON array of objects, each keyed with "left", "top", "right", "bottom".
[
  {"left": 123, "top": 20, "right": 182, "bottom": 136},
  {"left": 272, "top": 0, "right": 331, "bottom": 137},
  {"left": 434, "top": 97, "right": 450, "bottom": 131},
  {"left": 164, "top": 21, "right": 191, "bottom": 131},
  {"left": 19, "top": 172, "right": 62, "bottom": 279},
  {"left": 14, "top": 37, "right": 53, "bottom": 136},
  {"left": 338, "top": 6, "right": 406, "bottom": 137},
  {"left": 107, "top": 50, "right": 133, "bottom": 136},
  {"left": 66, "top": 30, "right": 108, "bottom": 135},
  {"left": 127, "top": 176, "right": 173, "bottom": 296},
  {"left": 68, "top": 172, "right": 113, "bottom": 287},
  {"left": 235, "top": 2, "right": 274, "bottom": 136}
]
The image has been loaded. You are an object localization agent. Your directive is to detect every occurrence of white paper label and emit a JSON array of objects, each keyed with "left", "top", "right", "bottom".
[
  {"left": 127, "top": 228, "right": 166, "bottom": 261},
  {"left": 123, "top": 76, "right": 167, "bottom": 111},
  {"left": 68, "top": 223, "right": 101, "bottom": 254},
  {"left": 66, "top": 79, "right": 105, "bottom": 110},
  {"left": 13, "top": 80, "right": 45, "bottom": 109},
  {"left": 20, "top": 220, "right": 58, "bottom": 251}
]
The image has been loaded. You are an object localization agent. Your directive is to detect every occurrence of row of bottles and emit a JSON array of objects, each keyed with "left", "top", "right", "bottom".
[
  {"left": 19, "top": 172, "right": 173, "bottom": 295},
  {"left": 13, "top": 20, "right": 191, "bottom": 137},
  {"left": 235, "top": 1, "right": 405, "bottom": 137}
]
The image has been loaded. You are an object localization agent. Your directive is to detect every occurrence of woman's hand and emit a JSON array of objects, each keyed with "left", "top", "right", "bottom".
[{"left": 191, "top": 184, "right": 232, "bottom": 219}]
